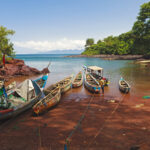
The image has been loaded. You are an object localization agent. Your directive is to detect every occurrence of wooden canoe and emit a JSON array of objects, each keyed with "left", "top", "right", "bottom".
[
  {"left": 84, "top": 72, "right": 101, "bottom": 93},
  {"left": 72, "top": 71, "right": 83, "bottom": 88},
  {"left": 44, "top": 75, "right": 73, "bottom": 94},
  {"left": 0, "top": 80, "right": 42, "bottom": 121},
  {"left": 119, "top": 78, "right": 130, "bottom": 93},
  {"left": 33, "top": 87, "right": 61, "bottom": 115},
  {"left": 34, "top": 73, "right": 49, "bottom": 91}
]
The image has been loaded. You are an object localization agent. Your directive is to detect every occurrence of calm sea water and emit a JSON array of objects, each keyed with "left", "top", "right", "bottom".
[{"left": 15, "top": 54, "right": 150, "bottom": 101}]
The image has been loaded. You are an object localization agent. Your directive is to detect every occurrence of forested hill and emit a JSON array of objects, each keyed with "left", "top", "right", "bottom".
[{"left": 82, "top": 2, "right": 150, "bottom": 57}]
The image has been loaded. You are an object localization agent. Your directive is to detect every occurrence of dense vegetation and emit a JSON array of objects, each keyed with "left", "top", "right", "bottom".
[
  {"left": 82, "top": 2, "right": 150, "bottom": 56},
  {"left": 0, "top": 26, "right": 15, "bottom": 62}
]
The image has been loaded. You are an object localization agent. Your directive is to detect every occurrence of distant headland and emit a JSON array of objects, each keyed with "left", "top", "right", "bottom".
[{"left": 65, "top": 54, "right": 144, "bottom": 60}]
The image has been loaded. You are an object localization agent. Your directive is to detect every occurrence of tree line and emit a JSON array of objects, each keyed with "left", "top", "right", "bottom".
[{"left": 82, "top": 2, "right": 150, "bottom": 57}]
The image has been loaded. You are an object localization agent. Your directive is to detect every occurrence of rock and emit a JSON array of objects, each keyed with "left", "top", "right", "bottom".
[
  {"left": 0, "top": 59, "right": 50, "bottom": 79},
  {"left": 6, "top": 59, "right": 24, "bottom": 65},
  {"left": 5, "top": 64, "right": 19, "bottom": 76},
  {"left": 16, "top": 61, "right": 24, "bottom": 66},
  {"left": 41, "top": 67, "right": 50, "bottom": 74},
  {"left": 141, "top": 127, "right": 146, "bottom": 130},
  {"left": 30, "top": 67, "right": 41, "bottom": 74},
  {"left": 20, "top": 66, "right": 31, "bottom": 75}
]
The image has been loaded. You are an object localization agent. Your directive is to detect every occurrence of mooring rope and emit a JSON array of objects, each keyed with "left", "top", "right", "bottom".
[
  {"left": 38, "top": 119, "right": 42, "bottom": 149},
  {"left": 64, "top": 93, "right": 95, "bottom": 150},
  {"left": 35, "top": 113, "right": 42, "bottom": 150},
  {"left": 87, "top": 93, "right": 127, "bottom": 149}
]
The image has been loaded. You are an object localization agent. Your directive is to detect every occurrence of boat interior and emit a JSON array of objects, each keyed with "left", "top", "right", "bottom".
[
  {"left": 120, "top": 81, "right": 128, "bottom": 87},
  {"left": 86, "top": 74, "right": 98, "bottom": 86}
]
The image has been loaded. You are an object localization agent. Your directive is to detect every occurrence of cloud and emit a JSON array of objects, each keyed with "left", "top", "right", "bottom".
[{"left": 14, "top": 38, "right": 85, "bottom": 52}]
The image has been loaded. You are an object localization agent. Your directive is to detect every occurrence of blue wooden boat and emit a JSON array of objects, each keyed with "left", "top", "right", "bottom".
[
  {"left": 34, "top": 73, "right": 49, "bottom": 91},
  {"left": 83, "top": 65, "right": 110, "bottom": 86},
  {"left": 84, "top": 72, "right": 101, "bottom": 93}
]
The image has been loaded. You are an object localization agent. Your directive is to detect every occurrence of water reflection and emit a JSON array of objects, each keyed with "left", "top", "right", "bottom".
[
  {"left": 15, "top": 54, "right": 150, "bottom": 102},
  {"left": 119, "top": 62, "right": 150, "bottom": 97}
]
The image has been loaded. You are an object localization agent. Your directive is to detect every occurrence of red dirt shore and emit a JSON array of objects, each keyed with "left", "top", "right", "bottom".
[{"left": 0, "top": 81, "right": 150, "bottom": 150}]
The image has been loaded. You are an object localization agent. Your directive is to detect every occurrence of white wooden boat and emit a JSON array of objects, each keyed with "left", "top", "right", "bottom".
[{"left": 119, "top": 77, "right": 130, "bottom": 93}]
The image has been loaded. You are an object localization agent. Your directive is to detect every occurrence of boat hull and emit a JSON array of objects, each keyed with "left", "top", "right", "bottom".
[
  {"left": 84, "top": 81, "right": 100, "bottom": 93},
  {"left": 0, "top": 80, "right": 42, "bottom": 121},
  {"left": 33, "top": 88, "right": 61, "bottom": 115},
  {"left": 119, "top": 79, "right": 130, "bottom": 93},
  {"left": 119, "top": 85, "right": 130, "bottom": 93},
  {"left": 44, "top": 75, "right": 73, "bottom": 94},
  {"left": 72, "top": 71, "right": 83, "bottom": 88},
  {"left": 72, "top": 82, "right": 83, "bottom": 88},
  {"left": 84, "top": 73, "right": 101, "bottom": 93},
  {"left": 61, "top": 82, "right": 72, "bottom": 93}
]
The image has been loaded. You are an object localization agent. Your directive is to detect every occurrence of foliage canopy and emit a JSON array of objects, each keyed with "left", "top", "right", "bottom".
[
  {"left": 82, "top": 2, "right": 150, "bottom": 56},
  {"left": 85, "top": 38, "right": 94, "bottom": 47},
  {"left": 0, "top": 26, "right": 15, "bottom": 61}
]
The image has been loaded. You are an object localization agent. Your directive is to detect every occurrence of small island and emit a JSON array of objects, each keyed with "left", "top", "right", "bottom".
[{"left": 68, "top": 2, "right": 150, "bottom": 61}]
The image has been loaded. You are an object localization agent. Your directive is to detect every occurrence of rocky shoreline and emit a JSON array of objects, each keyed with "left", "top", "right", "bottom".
[
  {"left": 65, "top": 54, "right": 144, "bottom": 60},
  {"left": 0, "top": 59, "right": 49, "bottom": 80}
]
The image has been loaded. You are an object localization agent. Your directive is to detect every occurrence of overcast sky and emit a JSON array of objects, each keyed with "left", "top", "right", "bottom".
[{"left": 0, "top": 0, "right": 149, "bottom": 54}]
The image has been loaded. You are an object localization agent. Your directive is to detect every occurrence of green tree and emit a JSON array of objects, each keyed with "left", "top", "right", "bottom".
[
  {"left": 118, "top": 32, "right": 134, "bottom": 54},
  {"left": 82, "top": 2, "right": 150, "bottom": 56},
  {"left": 85, "top": 38, "right": 94, "bottom": 47},
  {"left": 97, "top": 40, "right": 102, "bottom": 44},
  {"left": 132, "top": 2, "right": 150, "bottom": 55},
  {"left": 0, "top": 26, "right": 15, "bottom": 61}
]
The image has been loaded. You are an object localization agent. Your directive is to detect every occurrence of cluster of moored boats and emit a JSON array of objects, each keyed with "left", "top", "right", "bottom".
[{"left": 0, "top": 65, "right": 130, "bottom": 121}]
